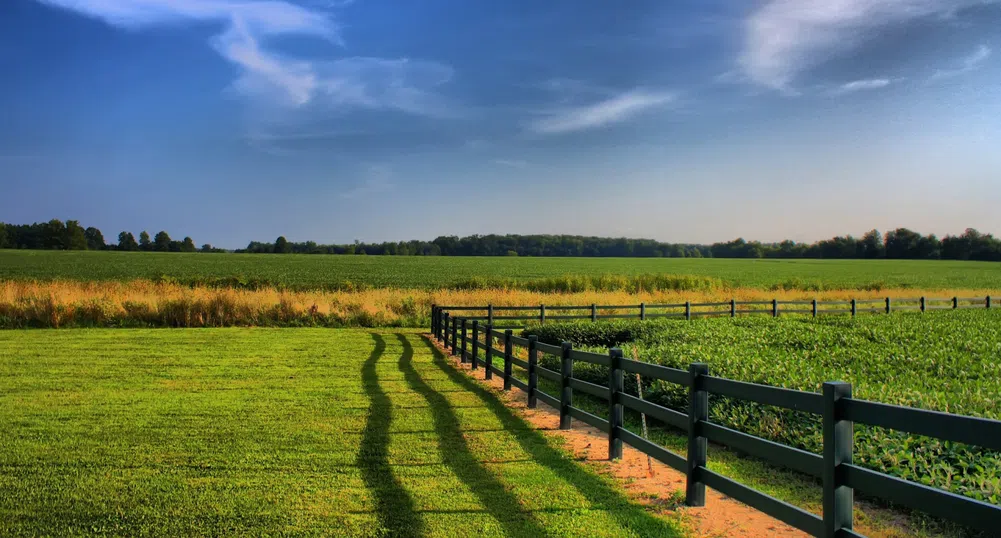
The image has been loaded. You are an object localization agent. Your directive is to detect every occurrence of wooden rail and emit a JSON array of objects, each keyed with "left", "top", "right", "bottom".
[
  {"left": 431, "top": 311, "right": 1001, "bottom": 538},
  {"left": 431, "top": 295, "right": 993, "bottom": 330}
]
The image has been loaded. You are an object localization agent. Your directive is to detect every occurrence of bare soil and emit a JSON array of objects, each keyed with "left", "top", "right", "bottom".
[{"left": 430, "top": 337, "right": 809, "bottom": 537}]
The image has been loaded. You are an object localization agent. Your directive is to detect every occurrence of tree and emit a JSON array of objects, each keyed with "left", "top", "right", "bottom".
[
  {"left": 42, "top": 219, "right": 66, "bottom": 249},
  {"left": 885, "top": 228, "right": 921, "bottom": 259},
  {"left": 139, "top": 231, "right": 152, "bottom": 251},
  {"left": 181, "top": 237, "right": 196, "bottom": 252},
  {"left": 84, "top": 227, "right": 106, "bottom": 250},
  {"left": 275, "top": 236, "right": 291, "bottom": 254},
  {"left": 858, "top": 229, "right": 884, "bottom": 259},
  {"left": 0, "top": 223, "right": 7, "bottom": 249},
  {"left": 153, "top": 231, "right": 172, "bottom": 252},
  {"left": 118, "top": 231, "right": 139, "bottom": 251},
  {"left": 64, "top": 220, "right": 88, "bottom": 250}
]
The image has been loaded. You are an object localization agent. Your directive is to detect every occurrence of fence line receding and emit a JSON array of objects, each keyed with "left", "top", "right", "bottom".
[
  {"left": 433, "top": 295, "right": 992, "bottom": 329},
  {"left": 429, "top": 302, "right": 1001, "bottom": 538}
]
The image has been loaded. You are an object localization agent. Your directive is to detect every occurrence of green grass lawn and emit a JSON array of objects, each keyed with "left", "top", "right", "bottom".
[
  {"left": 0, "top": 328, "right": 683, "bottom": 537},
  {"left": 3, "top": 249, "right": 1000, "bottom": 290}
]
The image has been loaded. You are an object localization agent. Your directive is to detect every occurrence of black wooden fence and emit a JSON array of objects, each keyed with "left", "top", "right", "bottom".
[
  {"left": 431, "top": 295, "right": 992, "bottom": 329},
  {"left": 430, "top": 309, "right": 1001, "bottom": 538}
]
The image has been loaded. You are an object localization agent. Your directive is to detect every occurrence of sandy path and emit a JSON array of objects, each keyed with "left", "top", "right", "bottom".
[{"left": 430, "top": 336, "right": 809, "bottom": 538}]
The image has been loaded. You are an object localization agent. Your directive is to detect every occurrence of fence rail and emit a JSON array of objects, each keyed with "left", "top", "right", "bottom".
[
  {"left": 431, "top": 295, "right": 992, "bottom": 330},
  {"left": 430, "top": 310, "right": 1001, "bottom": 538}
]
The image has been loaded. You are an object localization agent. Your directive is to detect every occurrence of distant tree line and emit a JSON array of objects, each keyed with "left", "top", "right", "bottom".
[
  {"left": 0, "top": 219, "right": 225, "bottom": 253},
  {"left": 239, "top": 228, "right": 1001, "bottom": 261},
  {"left": 3, "top": 220, "right": 1000, "bottom": 260}
]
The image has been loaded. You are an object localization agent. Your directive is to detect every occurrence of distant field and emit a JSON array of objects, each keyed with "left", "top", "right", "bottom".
[
  {"left": 2, "top": 250, "right": 1000, "bottom": 290},
  {"left": 0, "top": 329, "right": 681, "bottom": 537}
]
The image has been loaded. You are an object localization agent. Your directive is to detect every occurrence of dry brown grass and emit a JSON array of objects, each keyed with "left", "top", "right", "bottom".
[{"left": 0, "top": 280, "right": 993, "bottom": 329}]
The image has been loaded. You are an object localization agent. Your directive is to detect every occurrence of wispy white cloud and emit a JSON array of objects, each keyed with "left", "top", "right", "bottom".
[
  {"left": 341, "top": 164, "right": 393, "bottom": 199},
  {"left": 314, "top": 57, "right": 457, "bottom": 117},
  {"left": 830, "top": 77, "right": 893, "bottom": 95},
  {"left": 930, "top": 44, "right": 992, "bottom": 80},
  {"left": 740, "top": 0, "right": 996, "bottom": 91},
  {"left": 38, "top": 0, "right": 337, "bottom": 106},
  {"left": 36, "top": 0, "right": 457, "bottom": 117},
  {"left": 528, "top": 89, "right": 676, "bottom": 134},
  {"left": 491, "top": 158, "right": 528, "bottom": 168}
]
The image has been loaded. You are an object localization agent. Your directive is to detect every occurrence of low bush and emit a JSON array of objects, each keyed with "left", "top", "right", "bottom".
[{"left": 523, "top": 319, "right": 667, "bottom": 348}]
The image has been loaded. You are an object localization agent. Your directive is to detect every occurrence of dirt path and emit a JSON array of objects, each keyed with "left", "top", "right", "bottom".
[{"left": 430, "top": 336, "right": 809, "bottom": 538}]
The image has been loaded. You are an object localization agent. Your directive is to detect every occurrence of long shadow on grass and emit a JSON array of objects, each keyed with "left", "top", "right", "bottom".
[
  {"left": 395, "top": 333, "right": 552, "bottom": 537},
  {"left": 418, "top": 335, "right": 683, "bottom": 537},
  {"left": 357, "top": 334, "right": 424, "bottom": 538}
]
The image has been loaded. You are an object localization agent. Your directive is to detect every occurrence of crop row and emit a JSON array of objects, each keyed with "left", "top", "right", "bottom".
[{"left": 3, "top": 250, "right": 1001, "bottom": 290}]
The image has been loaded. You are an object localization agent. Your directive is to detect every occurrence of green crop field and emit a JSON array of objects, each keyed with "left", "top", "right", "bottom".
[
  {"left": 2, "top": 250, "right": 1001, "bottom": 290},
  {"left": 0, "top": 328, "right": 683, "bottom": 537},
  {"left": 527, "top": 310, "right": 1001, "bottom": 507}
]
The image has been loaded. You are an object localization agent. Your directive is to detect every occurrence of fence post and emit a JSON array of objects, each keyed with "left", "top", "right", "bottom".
[
  {"left": 885, "top": 297, "right": 891, "bottom": 314},
  {"left": 449, "top": 314, "right": 457, "bottom": 355},
  {"left": 488, "top": 304, "right": 494, "bottom": 326},
  {"left": 471, "top": 321, "right": 479, "bottom": 370},
  {"left": 953, "top": 296, "right": 958, "bottom": 309},
  {"left": 730, "top": 299, "right": 736, "bottom": 317},
  {"left": 772, "top": 298, "right": 778, "bottom": 317},
  {"left": 823, "top": 381, "right": 854, "bottom": 538},
  {"left": 988, "top": 295, "right": 992, "bottom": 309},
  {"left": 591, "top": 303, "right": 598, "bottom": 322},
  {"left": 503, "top": 330, "right": 513, "bottom": 391},
  {"left": 608, "top": 348, "right": 624, "bottom": 460},
  {"left": 812, "top": 299, "right": 818, "bottom": 318},
  {"left": 851, "top": 299, "right": 856, "bottom": 317},
  {"left": 527, "top": 336, "right": 538, "bottom": 409},
  {"left": 431, "top": 305, "right": 437, "bottom": 337},
  {"left": 560, "top": 342, "right": 573, "bottom": 430},
  {"left": 484, "top": 324, "right": 493, "bottom": 380},
  {"left": 920, "top": 296, "right": 926, "bottom": 313},
  {"left": 460, "top": 319, "right": 468, "bottom": 363},
  {"left": 686, "top": 363, "right": 709, "bottom": 507},
  {"left": 540, "top": 304, "right": 546, "bottom": 324},
  {"left": 685, "top": 301, "right": 691, "bottom": 321},
  {"left": 639, "top": 302, "right": 646, "bottom": 320}
]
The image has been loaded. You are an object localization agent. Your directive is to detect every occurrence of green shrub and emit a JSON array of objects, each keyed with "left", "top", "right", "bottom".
[{"left": 523, "top": 319, "right": 667, "bottom": 348}]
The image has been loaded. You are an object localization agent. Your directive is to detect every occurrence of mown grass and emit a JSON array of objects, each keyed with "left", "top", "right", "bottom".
[
  {"left": 0, "top": 328, "right": 684, "bottom": 537},
  {"left": 3, "top": 250, "right": 1001, "bottom": 290}
]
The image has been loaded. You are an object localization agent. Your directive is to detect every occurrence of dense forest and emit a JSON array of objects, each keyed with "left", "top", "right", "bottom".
[
  {"left": 2, "top": 219, "right": 1000, "bottom": 261},
  {"left": 241, "top": 229, "right": 1001, "bottom": 261},
  {"left": 0, "top": 220, "right": 224, "bottom": 253}
]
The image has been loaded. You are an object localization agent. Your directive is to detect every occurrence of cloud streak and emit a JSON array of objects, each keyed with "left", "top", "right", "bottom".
[
  {"left": 831, "top": 77, "right": 893, "bottom": 95},
  {"left": 930, "top": 44, "right": 992, "bottom": 80},
  {"left": 36, "top": 0, "right": 456, "bottom": 117},
  {"left": 740, "top": 0, "right": 996, "bottom": 91},
  {"left": 38, "top": 0, "right": 337, "bottom": 106},
  {"left": 528, "top": 89, "right": 675, "bottom": 134}
]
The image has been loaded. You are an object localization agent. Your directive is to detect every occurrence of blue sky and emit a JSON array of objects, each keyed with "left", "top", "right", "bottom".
[{"left": 2, "top": 0, "right": 1000, "bottom": 248}]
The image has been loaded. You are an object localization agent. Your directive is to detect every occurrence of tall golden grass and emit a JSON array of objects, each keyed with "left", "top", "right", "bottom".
[{"left": 0, "top": 280, "right": 993, "bottom": 329}]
